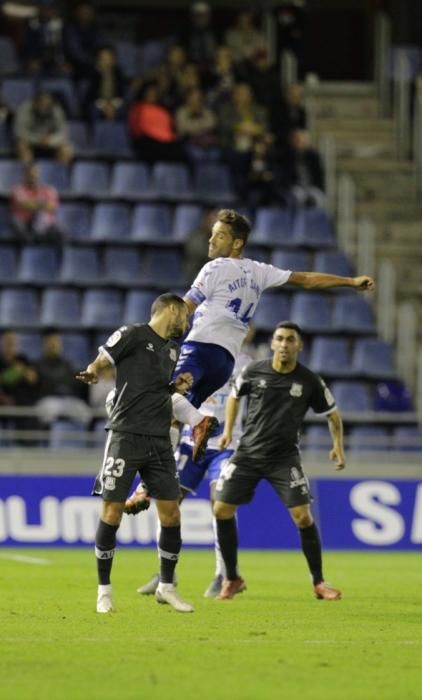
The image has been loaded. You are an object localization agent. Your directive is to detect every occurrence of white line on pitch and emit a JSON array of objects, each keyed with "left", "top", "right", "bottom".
[{"left": 0, "top": 553, "right": 52, "bottom": 565}]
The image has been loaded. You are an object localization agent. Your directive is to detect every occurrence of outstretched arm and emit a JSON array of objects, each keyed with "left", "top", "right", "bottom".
[
  {"left": 326, "top": 409, "right": 346, "bottom": 471},
  {"left": 218, "top": 395, "right": 241, "bottom": 449},
  {"left": 76, "top": 352, "right": 112, "bottom": 385},
  {"left": 288, "top": 271, "right": 375, "bottom": 291}
]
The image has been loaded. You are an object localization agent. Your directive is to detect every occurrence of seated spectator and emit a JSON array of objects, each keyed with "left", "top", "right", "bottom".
[
  {"left": 0, "top": 93, "right": 13, "bottom": 128},
  {"left": 84, "top": 45, "right": 125, "bottom": 121},
  {"left": 219, "top": 82, "right": 268, "bottom": 196},
  {"left": 128, "top": 80, "right": 185, "bottom": 163},
  {"left": 0, "top": 330, "right": 39, "bottom": 440},
  {"left": 225, "top": 11, "right": 267, "bottom": 67},
  {"left": 205, "top": 45, "right": 244, "bottom": 108},
  {"left": 35, "top": 330, "right": 91, "bottom": 427},
  {"left": 14, "top": 91, "right": 73, "bottom": 164},
  {"left": 277, "top": 83, "right": 307, "bottom": 147},
  {"left": 175, "top": 88, "right": 218, "bottom": 161},
  {"left": 180, "top": 2, "right": 218, "bottom": 77},
  {"left": 247, "top": 133, "right": 281, "bottom": 207},
  {"left": 281, "top": 128, "right": 325, "bottom": 207},
  {"left": 155, "top": 45, "right": 199, "bottom": 111},
  {"left": 9, "top": 162, "right": 63, "bottom": 243},
  {"left": 247, "top": 48, "right": 284, "bottom": 132},
  {"left": 21, "top": 2, "right": 68, "bottom": 75},
  {"left": 63, "top": 0, "right": 102, "bottom": 79}
]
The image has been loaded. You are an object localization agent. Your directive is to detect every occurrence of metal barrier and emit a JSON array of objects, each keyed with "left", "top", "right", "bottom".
[
  {"left": 319, "top": 133, "right": 336, "bottom": 214},
  {"left": 280, "top": 49, "right": 298, "bottom": 89},
  {"left": 336, "top": 173, "right": 356, "bottom": 256},
  {"left": 417, "top": 347, "right": 422, "bottom": 425},
  {"left": 396, "top": 302, "right": 418, "bottom": 388},
  {"left": 374, "top": 11, "right": 392, "bottom": 117},
  {"left": 413, "top": 92, "right": 422, "bottom": 195},
  {"left": 377, "top": 258, "right": 396, "bottom": 344},
  {"left": 356, "top": 218, "right": 376, "bottom": 281},
  {"left": 393, "top": 50, "right": 412, "bottom": 159}
]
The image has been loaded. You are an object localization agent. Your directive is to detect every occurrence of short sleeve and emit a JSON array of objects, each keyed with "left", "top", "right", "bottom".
[
  {"left": 99, "top": 325, "right": 137, "bottom": 366},
  {"left": 310, "top": 375, "right": 337, "bottom": 416},
  {"left": 259, "top": 262, "right": 292, "bottom": 291},
  {"left": 231, "top": 365, "right": 252, "bottom": 399},
  {"left": 184, "top": 260, "right": 221, "bottom": 306}
]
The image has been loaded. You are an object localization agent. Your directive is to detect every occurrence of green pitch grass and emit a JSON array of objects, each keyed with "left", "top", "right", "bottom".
[{"left": 0, "top": 549, "right": 420, "bottom": 700}]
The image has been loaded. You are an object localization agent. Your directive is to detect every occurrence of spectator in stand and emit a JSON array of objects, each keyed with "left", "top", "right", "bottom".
[
  {"left": 246, "top": 133, "right": 281, "bottom": 207},
  {"left": 155, "top": 45, "right": 199, "bottom": 111},
  {"left": 14, "top": 91, "right": 73, "bottom": 164},
  {"left": 128, "top": 79, "right": 185, "bottom": 163},
  {"left": 225, "top": 11, "right": 267, "bottom": 68},
  {"left": 181, "top": 2, "right": 218, "bottom": 78},
  {"left": 175, "top": 88, "right": 218, "bottom": 161},
  {"left": 219, "top": 82, "right": 268, "bottom": 197},
  {"left": 205, "top": 46, "right": 244, "bottom": 109},
  {"left": 274, "top": 1, "right": 306, "bottom": 79},
  {"left": 21, "top": 1, "right": 68, "bottom": 75},
  {"left": 182, "top": 208, "right": 217, "bottom": 284},
  {"left": 35, "top": 329, "right": 91, "bottom": 428},
  {"left": 10, "top": 162, "right": 63, "bottom": 243},
  {"left": 282, "top": 128, "right": 325, "bottom": 207},
  {"left": 63, "top": 1, "right": 102, "bottom": 80},
  {"left": 247, "top": 48, "right": 284, "bottom": 133},
  {"left": 84, "top": 45, "right": 126, "bottom": 121},
  {"left": 0, "top": 331, "right": 39, "bottom": 440}
]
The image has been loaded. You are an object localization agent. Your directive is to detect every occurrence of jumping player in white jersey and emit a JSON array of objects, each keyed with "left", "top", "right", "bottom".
[{"left": 178, "top": 208, "right": 375, "bottom": 412}]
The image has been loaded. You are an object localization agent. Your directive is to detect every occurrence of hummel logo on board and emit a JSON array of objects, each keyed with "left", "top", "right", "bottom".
[{"left": 146, "top": 343, "right": 155, "bottom": 352}]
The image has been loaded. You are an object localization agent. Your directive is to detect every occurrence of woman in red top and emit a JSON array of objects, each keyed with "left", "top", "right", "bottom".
[{"left": 128, "top": 80, "right": 186, "bottom": 163}]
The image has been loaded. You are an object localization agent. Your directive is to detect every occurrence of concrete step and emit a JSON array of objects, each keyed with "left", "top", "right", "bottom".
[
  {"left": 356, "top": 201, "right": 422, "bottom": 221},
  {"left": 313, "top": 117, "right": 394, "bottom": 132},
  {"left": 308, "top": 95, "right": 379, "bottom": 119},
  {"left": 337, "top": 157, "right": 414, "bottom": 173},
  {"left": 307, "top": 81, "right": 376, "bottom": 97}
]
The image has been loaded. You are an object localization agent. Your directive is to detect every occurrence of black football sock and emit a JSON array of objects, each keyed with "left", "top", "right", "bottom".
[
  {"left": 95, "top": 520, "right": 119, "bottom": 585},
  {"left": 299, "top": 522, "right": 323, "bottom": 585},
  {"left": 158, "top": 525, "right": 181, "bottom": 583},
  {"left": 216, "top": 517, "right": 239, "bottom": 580}
]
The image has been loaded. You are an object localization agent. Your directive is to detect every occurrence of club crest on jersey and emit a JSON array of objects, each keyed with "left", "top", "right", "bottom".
[
  {"left": 290, "top": 383, "right": 303, "bottom": 397},
  {"left": 106, "top": 330, "right": 122, "bottom": 347},
  {"left": 104, "top": 476, "right": 116, "bottom": 490},
  {"left": 169, "top": 348, "right": 177, "bottom": 361},
  {"left": 258, "top": 379, "right": 267, "bottom": 388}
]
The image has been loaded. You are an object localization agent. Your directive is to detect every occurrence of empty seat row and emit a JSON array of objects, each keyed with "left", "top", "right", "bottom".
[{"left": 0, "top": 286, "right": 378, "bottom": 337}]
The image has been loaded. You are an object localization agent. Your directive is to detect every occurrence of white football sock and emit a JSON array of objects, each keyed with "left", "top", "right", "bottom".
[
  {"left": 171, "top": 393, "right": 203, "bottom": 427},
  {"left": 212, "top": 515, "right": 226, "bottom": 577}
]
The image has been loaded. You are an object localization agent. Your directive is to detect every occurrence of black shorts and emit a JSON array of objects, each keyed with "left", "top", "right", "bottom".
[
  {"left": 215, "top": 454, "right": 311, "bottom": 509},
  {"left": 93, "top": 430, "right": 181, "bottom": 502}
]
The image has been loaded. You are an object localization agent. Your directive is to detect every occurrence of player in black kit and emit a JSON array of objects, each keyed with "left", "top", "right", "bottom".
[
  {"left": 214, "top": 321, "right": 345, "bottom": 601},
  {"left": 76, "top": 293, "right": 195, "bottom": 613}
]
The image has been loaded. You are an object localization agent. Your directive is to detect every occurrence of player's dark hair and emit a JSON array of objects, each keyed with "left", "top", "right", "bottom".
[
  {"left": 274, "top": 321, "right": 303, "bottom": 338},
  {"left": 151, "top": 293, "right": 186, "bottom": 316},
  {"left": 217, "top": 209, "right": 251, "bottom": 247}
]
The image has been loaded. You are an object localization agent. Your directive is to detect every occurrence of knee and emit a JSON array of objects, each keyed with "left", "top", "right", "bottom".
[
  {"left": 213, "top": 500, "right": 236, "bottom": 519},
  {"left": 158, "top": 503, "right": 180, "bottom": 527},
  {"left": 295, "top": 512, "right": 314, "bottom": 529},
  {"left": 101, "top": 501, "right": 123, "bottom": 527}
]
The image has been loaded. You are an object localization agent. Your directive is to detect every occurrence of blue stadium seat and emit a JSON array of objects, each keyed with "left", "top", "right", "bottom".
[
  {"left": 349, "top": 426, "right": 390, "bottom": 451},
  {"left": 392, "top": 426, "right": 422, "bottom": 452},
  {"left": 172, "top": 204, "right": 203, "bottom": 242},
  {"left": 68, "top": 121, "right": 90, "bottom": 153},
  {"left": 313, "top": 251, "right": 354, "bottom": 277},
  {"left": 70, "top": 161, "right": 110, "bottom": 197},
  {"left": 304, "top": 424, "right": 332, "bottom": 451},
  {"left": 17, "top": 332, "right": 42, "bottom": 361},
  {"left": 352, "top": 339, "right": 396, "bottom": 379},
  {"left": 290, "top": 292, "right": 332, "bottom": 332},
  {"left": 103, "top": 246, "right": 141, "bottom": 284},
  {"left": 18, "top": 246, "right": 59, "bottom": 283},
  {"left": 271, "top": 249, "right": 309, "bottom": 271},
  {"left": 0, "top": 204, "right": 10, "bottom": 239},
  {"left": 37, "top": 160, "right": 69, "bottom": 193},
  {"left": 0, "top": 159, "right": 24, "bottom": 194},
  {"left": 0, "top": 37, "right": 20, "bottom": 74},
  {"left": 60, "top": 246, "right": 100, "bottom": 284},
  {"left": 292, "top": 208, "right": 335, "bottom": 248},
  {"left": 253, "top": 293, "right": 290, "bottom": 332},
  {"left": 150, "top": 162, "right": 192, "bottom": 200},
  {"left": 332, "top": 295, "right": 375, "bottom": 333},
  {"left": 124, "top": 290, "right": 157, "bottom": 324},
  {"left": 130, "top": 204, "right": 172, "bottom": 241},
  {"left": 62, "top": 333, "right": 91, "bottom": 368},
  {"left": 0, "top": 244, "right": 18, "bottom": 280},
  {"left": 91, "top": 203, "right": 132, "bottom": 241},
  {"left": 39, "top": 78, "right": 79, "bottom": 117},
  {"left": 110, "top": 162, "right": 150, "bottom": 199},
  {"left": 309, "top": 337, "right": 353, "bottom": 378},
  {"left": 331, "top": 381, "right": 372, "bottom": 412},
  {"left": 140, "top": 250, "right": 182, "bottom": 287},
  {"left": 57, "top": 203, "right": 92, "bottom": 239},
  {"left": 243, "top": 245, "right": 270, "bottom": 263},
  {"left": 1, "top": 78, "right": 34, "bottom": 109},
  {"left": 0, "top": 121, "right": 11, "bottom": 151},
  {"left": 40, "top": 288, "right": 81, "bottom": 328},
  {"left": 374, "top": 381, "right": 413, "bottom": 412},
  {"left": 251, "top": 207, "right": 294, "bottom": 247},
  {"left": 0, "top": 289, "right": 39, "bottom": 326},
  {"left": 81, "top": 290, "right": 123, "bottom": 328},
  {"left": 92, "top": 122, "right": 132, "bottom": 157},
  {"left": 194, "top": 163, "right": 235, "bottom": 203},
  {"left": 49, "top": 420, "right": 87, "bottom": 449}
]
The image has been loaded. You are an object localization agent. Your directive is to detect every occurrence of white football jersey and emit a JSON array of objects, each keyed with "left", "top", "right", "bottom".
[
  {"left": 180, "top": 351, "right": 251, "bottom": 451},
  {"left": 185, "top": 257, "right": 291, "bottom": 358}
]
